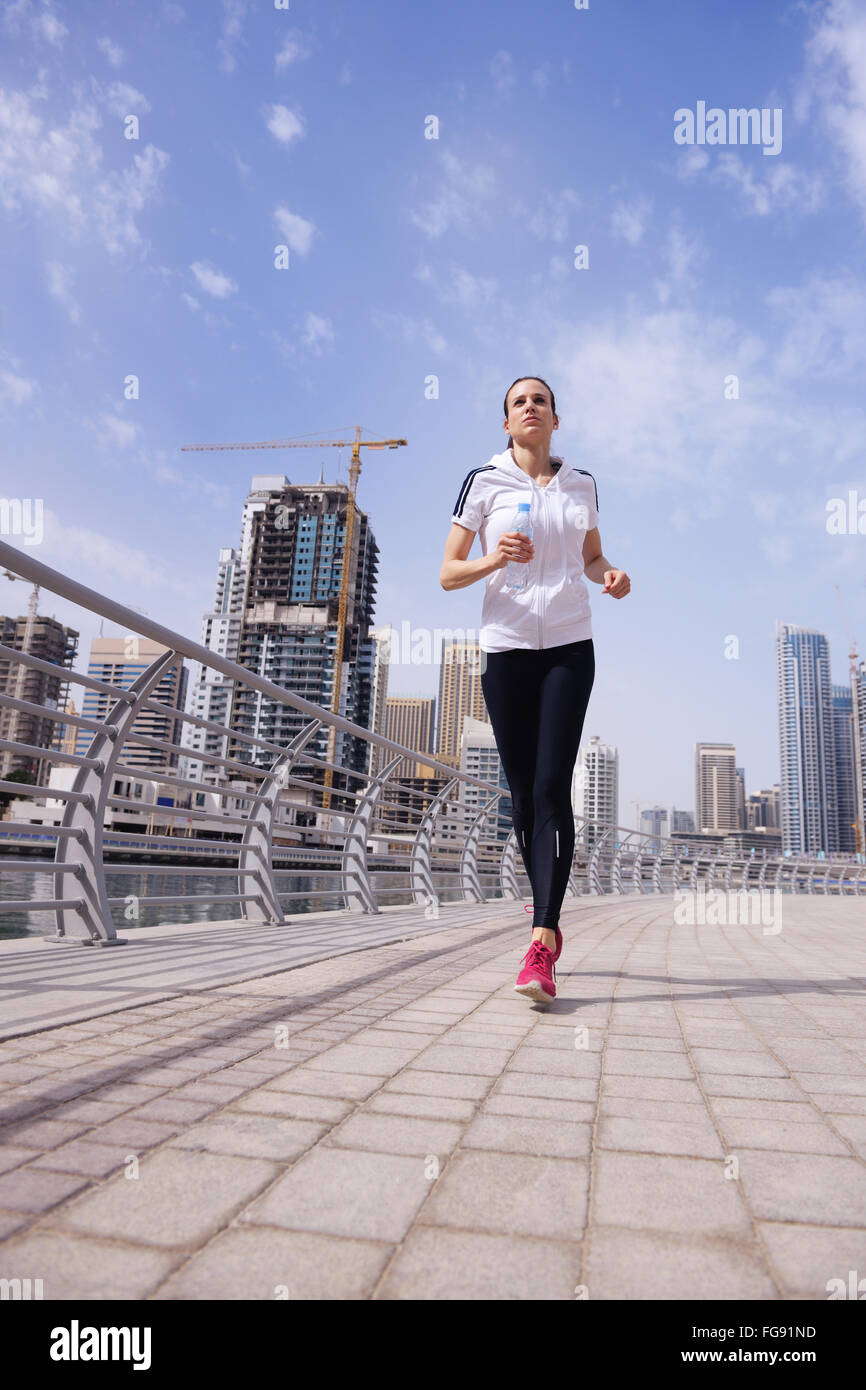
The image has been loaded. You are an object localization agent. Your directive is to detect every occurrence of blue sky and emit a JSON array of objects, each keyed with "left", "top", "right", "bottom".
[{"left": 1, "top": 0, "right": 865, "bottom": 828}]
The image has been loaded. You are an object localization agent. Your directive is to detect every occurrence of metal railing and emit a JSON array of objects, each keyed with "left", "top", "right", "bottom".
[{"left": 0, "top": 538, "right": 863, "bottom": 947}]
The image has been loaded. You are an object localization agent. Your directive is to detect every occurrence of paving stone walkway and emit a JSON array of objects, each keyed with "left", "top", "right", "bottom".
[{"left": 0, "top": 894, "right": 865, "bottom": 1299}]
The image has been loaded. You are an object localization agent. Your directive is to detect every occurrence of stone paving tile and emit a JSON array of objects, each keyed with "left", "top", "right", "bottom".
[
  {"left": 365, "top": 1092, "right": 477, "bottom": 1123},
  {"left": 758, "top": 1222, "right": 866, "bottom": 1298},
  {"left": 699, "top": 1074, "right": 804, "bottom": 1101},
  {"left": 304, "top": 1043, "right": 424, "bottom": 1076},
  {"left": 592, "top": 1152, "right": 753, "bottom": 1239},
  {"left": 83, "top": 1117, "right": 180, "bottom": 1150},
  {"left": 418, "top": 1150, "right": 588, "bottom": 1240},
  {"left": 601, "top": 1051, "right": 694, "bottom": 1079},
  {"left": 0, "top": 1166, "right": 90, "bottom": 1213},
  {"left": 707, "top": 1097, "right": 819, "bottom": 1122},
  {"left": 409, "top": 1045, "right": 515, "bottom": 1077},
  {"left": 324, "top": 1111, "right": 464, "bottom": 1157},
  {"left": 151, "top": 1227, "right": 392, "bottom": 1300},
  {"left": 461, "top": 1113, "right": 592, "bottom": 1159},
  {"left": 383, "top": 1071, "right": 491, "bottom": 1100},
  {"left": 0, "top": 1210, "right": 30, "bottom": 1240},
  {"left": 584, "top": 1227, "right": 778, "bottom": 1300},
  {"left": 0, "top": 1144, "right": 40, "bottom": 1175},
  {"left": 263, "top": 1069, "right": 387, "bottom": 1100},
  {"left": 240, "top": 1148, "right": 432, "bottom": 1243},
  {"left": 733, "top": 1151, "right": 866, "bottom": 1225},
  {"left": 826, "top": 1113, "right": 866, "bottom": 1154},
  {"left": 718, "top": 1117, "right": 851, "bottom": 1156},
  {"left": 375, "top": 1226, "right": 582, "bottom": 1300},
  {"left": 127, "top": 1096, "right": 220, "bottom": 1125},
  {"left": 53, "top": 1148, "right": 279, "bottom": 1246},
  {"left": 232, "top": 1090, "right": 353, "bottom": 1123},
  {"left": 0, "top": 1227, "right": 182, "bottom": 1298},
  {"left": 597, "top": 1115, "right": 725, "bottom": 1159},
  {"left": 169, "top": 1111, "right": 326, "bottom": 1162},
  {"left": 496, "top": 1072, "right": 597, "bottom": 1103},
  {"left": 29, "top": 1139, "right": 141, "bottom": 1179}
]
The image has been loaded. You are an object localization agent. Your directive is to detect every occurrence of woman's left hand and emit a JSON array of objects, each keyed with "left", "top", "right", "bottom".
[{"left": 602, "top": 569, "right": 630, "bottom": 599}]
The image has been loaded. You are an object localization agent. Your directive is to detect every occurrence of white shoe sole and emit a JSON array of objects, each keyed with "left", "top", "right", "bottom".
[{"left": 513, "top": 980, "right": 555, "bottom": 1002}]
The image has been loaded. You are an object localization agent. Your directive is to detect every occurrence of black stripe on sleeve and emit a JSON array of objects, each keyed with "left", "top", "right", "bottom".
[
  {"left": 452, "top": 464, "right": 494, "bottom": 518},
  {"left": 574, "top": 468, "right": 598, "bottom": 513}
]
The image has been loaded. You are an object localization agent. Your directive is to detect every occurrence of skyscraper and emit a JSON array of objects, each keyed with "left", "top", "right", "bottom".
[
  {"left": 384, "top": 696, "right": 436, "bottom": 780},
  {"left": 0, "top": 612, "right": 78, "bottom": 782},
  {"left": 74, "top": 637, "right": 187, "bottom": 773},
  {"left": 435, "top": 639, "right": 489, "bottom": 768},
  {"left": 180, "top": 545, "right": 245, "bottom": 785},
  {"left": 831, "top": 683, "right": 857, "bottom": 854},
  {"left": 776, "top": 623, "right": 837, "bottom": 854},
  {"left": 572, "top": 735, "right": 618, "bottom": 844},
  {"left": 694, "top": 743, "right": 738, "bottom": 833},
  {"left": 852, "top": 658, "right": 866, "bottom": 855},
  {"left": 223, "top": 475, "right": 379, "bottom": 799}
]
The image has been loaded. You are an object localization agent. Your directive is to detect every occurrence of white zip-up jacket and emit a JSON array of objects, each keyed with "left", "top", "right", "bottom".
[{"left": 451, "top": 447, "right": 600, "bottom": 652}]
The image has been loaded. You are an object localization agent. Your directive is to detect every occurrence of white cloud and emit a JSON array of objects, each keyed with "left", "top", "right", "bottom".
[
  {"left": 35, "top": 6, "right": 65, "bottom": 46},
  {"left": 302, "top": 311, "right": 335, "bottom": 354},
  {"left": 610, "top": 195, "right": 653, "bottom": 245},
  {"left": 489, "top": 50, "right": 515, "bottom": 99},
  {"left": 765, "top": 272, "right": 866, "bottom": 379},
  {"left": 190, "top": 261, "right": 238, "bottom": 298},
  {"left": 275, "top": 30, "right": 312, "bottom": 69},
  {"left": 407, "top": 150, "right": 498, "bottom": 239},
  {"left": 531, "top": 65, "right": 553, "bottom": 94},
  {"left": 2, "top": 1, "right": 67, "bottom": 47},
  {"left": 181, "top": 291, "right": 200, "bottom": 312},
  {"left": 32, "top": 506, "right": 206, "bottom": 596},
  {"left": 528, "top": 189, "right": 581, "bottom": 243},
  {"left": 0, "top": 86, "right": 169, "bottom": 255},
  {"left": 96, "top": 35, "right": 124, "bottom": 67},
  {"left": 90, "top": 413, "right": 138, "bottom": 449},
  {"left": 45, "top": 260, "right": 80, "bottom": 322},
  {"left": 653, "top": 222, "right": 707, "bottom": 303},
  {"left": 419, "top": 263, "right": 498, "bottom": 309},
  {"left": 91, "top": 80, "right": 151, "bottom": 119},
  {"left": 0, "top": 367, "right": 36, "bottom": 404},
  {"left": 273, "top": 205, "right": 315, "bottom": 255},
  {"left": 712, "top": 151, "right": 824, "bottom": 216},
  {"left": 369, "top": 310, "right": 447, "bottom": 355},
  {"left": 798, "top": 0, "right": 866, "bottom": 222},
  {"left": 217, "top": 0, "right": 247, "bottom": 74},
  {"left": 263, "top": 103, "right": 305, "bottom": 146}
]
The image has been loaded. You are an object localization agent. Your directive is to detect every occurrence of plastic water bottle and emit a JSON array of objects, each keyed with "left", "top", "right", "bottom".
[{"left": 504, "top": 502, "right": 533, "bottom": 591}]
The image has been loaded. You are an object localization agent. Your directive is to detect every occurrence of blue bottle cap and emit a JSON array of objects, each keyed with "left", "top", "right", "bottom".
[{"left": 517, "top": 502, "right": 530, "bottom": 511}]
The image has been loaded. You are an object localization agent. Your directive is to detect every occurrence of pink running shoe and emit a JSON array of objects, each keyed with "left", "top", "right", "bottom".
[
  {"left": 522, "top": 905, "right": 562, "bottom": 962},
  {"left": 514, "top": 939, "right": 556, "bottom": 1002}
]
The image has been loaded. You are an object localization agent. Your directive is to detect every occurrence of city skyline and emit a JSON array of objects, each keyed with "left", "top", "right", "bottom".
[{"left": 1, "top": 1, "right": 864, "bottom": 821}]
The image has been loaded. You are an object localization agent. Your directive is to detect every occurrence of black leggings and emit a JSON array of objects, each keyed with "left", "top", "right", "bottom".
[{"left": 480, "top": 639, "right": 595, "bottom": 929}]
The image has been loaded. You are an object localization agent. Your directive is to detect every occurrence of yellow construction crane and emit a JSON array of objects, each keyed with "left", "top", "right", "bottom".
[{"left": 181, "top": 426, "right": 407, "bottom": 810}]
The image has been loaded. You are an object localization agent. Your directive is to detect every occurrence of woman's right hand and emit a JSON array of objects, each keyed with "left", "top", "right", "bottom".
[{"left": 494, "top": 530, "right": 535, "bottom": 569}]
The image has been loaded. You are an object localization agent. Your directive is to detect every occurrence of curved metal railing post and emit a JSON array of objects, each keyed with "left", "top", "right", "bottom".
[
  {"left": 632, "top": 845, "right": 643, "bottom": 894},
  {"left": 410, "top": 775, "right": 459, "bottom": 909},
  {"left": 49, "top": 649, "right": 180, "bottom": 946},
  {"left": 499, "top": 829, "right": 523, "bottom": 901},
  {"left": 589, "top": 826, "right": 613, "bottom": 895},
  {"left": 341, "top": 755, "right": 402, "bottom": 913},
  {"left": 239, "top": 718, "right": 322, "bottom": 925},
  {"left": 671, "top": 845, "right": 682, "bottom": 894},
  {"left": 461, "top": 794, "right": 498, "bottom": 903}
]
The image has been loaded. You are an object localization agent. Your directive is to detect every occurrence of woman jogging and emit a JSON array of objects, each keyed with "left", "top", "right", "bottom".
[{"left": 440, "top": 376, "right": 630, "bottom": 1003}]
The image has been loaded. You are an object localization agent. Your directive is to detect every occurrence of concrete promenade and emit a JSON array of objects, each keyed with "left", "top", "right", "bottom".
[{"left": 0, "top": 894, "right": 865, "bottom": 1300}]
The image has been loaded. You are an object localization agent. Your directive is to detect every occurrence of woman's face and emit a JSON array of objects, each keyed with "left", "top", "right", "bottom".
[{"left": 505, "top": 380, "right": 558, "bottom": 448}]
